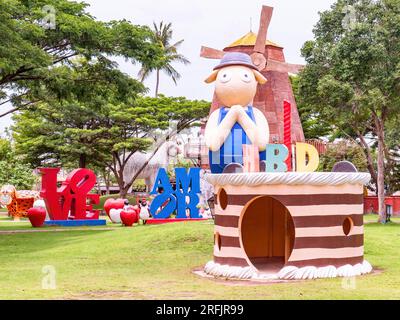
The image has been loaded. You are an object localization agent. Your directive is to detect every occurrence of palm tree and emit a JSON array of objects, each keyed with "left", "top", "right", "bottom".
[{"left": 139, "top": 22, "right": 190, "bottom": 97}]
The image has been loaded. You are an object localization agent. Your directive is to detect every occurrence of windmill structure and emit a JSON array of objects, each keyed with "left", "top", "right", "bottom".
[{"left": 201, "top": 5, "right": 305, "bottom": 144}]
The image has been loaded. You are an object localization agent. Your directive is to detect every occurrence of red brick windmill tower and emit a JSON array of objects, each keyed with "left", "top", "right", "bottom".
[{"left": 201, "top": 5, "right": 305, "bottom": 144}]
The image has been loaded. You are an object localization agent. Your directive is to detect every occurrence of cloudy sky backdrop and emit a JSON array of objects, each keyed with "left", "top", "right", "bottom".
[{"left": 0, "top": 0, "right": 336, "bottom": 133}]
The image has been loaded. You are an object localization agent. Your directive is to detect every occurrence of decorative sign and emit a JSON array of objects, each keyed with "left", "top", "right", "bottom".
[
  {"left": 295, "top": 143, "right": 320, "bottom": 172},
  {"left": 265, "top": 144, "right": 290, "bottom": 172},
  {"left": 240, "top": 143, "right": 320, "bottom": 173},
  {"left": 150, "top": 168, "right": 201, "bottom": 219},
  {"left": 263, "top": 143, "right": 320, "bottom": 173},
  {"left": 39, "top": 168, "right": 100, "bottom": 221}
]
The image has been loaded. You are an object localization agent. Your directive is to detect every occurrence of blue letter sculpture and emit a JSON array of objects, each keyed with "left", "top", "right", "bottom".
[
  {"left": 265, "top": 144, "right": 289, "bottom": 173},
  {"left": 150, "top": 168, "right": 201, "bottom": 219}
]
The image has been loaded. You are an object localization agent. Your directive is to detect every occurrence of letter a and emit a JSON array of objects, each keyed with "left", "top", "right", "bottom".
[{"left": 150, "top": 168, "right": 173, "bottom": 195}]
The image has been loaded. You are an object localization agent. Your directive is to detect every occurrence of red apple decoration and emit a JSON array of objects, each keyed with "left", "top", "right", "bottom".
[
  {"left": 120, "top": 210, "right": 139, "bottom": 227},
  {"left": 27, "top": 207, "right": 46, "bottom": 228},
  {"left": 133, "top": 207, "right": 140, "bottom": 221},
  {"left": 104, "top": 198, "right": 125, "bottom": 217},
  {"left": 133, "top": 209, "right": 139, "bottom": 223}
]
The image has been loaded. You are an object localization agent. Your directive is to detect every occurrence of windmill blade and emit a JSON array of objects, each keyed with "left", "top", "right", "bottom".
[
  {"left": 254, "top": 6, "right": 274, "bottom": 54},
  {"left": 200, "top": 46, "right": 225, "bottom": 59},
  {"left": 251, "top": 6, "right": 274, "bottom": 71},
  {"left": 265, "top": 59, "right": 304, "bottom": 74}
]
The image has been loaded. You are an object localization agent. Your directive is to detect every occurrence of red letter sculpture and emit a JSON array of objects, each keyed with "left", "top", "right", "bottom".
[{"left": 39, "top": 168, "right": 100, "bottom": 221}]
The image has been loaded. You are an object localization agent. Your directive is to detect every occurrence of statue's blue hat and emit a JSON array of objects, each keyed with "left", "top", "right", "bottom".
[{"left": 213, "top": 52, "right": 257, "bottom": 71}]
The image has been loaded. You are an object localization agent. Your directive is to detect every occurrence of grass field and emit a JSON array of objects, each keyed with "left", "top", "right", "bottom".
[
  {"left": 364, "top": 213, "right": 400, "bottom": 223},
  {"left": 0, "top": 214, "right": 399, "bottom": 300}
]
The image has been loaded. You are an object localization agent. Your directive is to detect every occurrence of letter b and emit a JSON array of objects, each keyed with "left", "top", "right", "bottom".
[{"left": 265, "top": 144, "right": 289, "bottom": 172}]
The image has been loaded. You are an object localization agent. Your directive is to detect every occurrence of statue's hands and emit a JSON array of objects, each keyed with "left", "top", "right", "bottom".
[
  {"left": 230, "top": 105, "right": 244, "bottom": 113},
  {"left": 229, "top": 105, "right": 245, "bottom": 120}
]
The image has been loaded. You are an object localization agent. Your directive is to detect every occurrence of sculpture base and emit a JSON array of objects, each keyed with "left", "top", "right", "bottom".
[
  {"left": 44, "top": 220, "right": 107, "bottom": 227},
  {"left": 203, "top": 260, "right": 373, "bottom": 281},
  {"left": 146, "top": 218, "right": 209, "bottom": 225}
]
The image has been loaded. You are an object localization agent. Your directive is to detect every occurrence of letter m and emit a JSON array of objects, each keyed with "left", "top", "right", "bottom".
[{"left": 174, "top": 168, "right": 201, "bottom": 218}]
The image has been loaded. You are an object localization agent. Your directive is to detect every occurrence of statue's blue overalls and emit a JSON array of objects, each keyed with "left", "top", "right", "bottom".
[{"left": 209, "top": 106, "right": 267, "bottom": 174}]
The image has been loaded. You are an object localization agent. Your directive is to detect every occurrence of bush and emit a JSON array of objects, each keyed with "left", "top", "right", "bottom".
[
  {"left": 0, "top": 161, "right": 37, "bottom": 190},
  {"left": 131, "top": 179, "right": 146, "bottom": 192},
  {"left": 318, "top": 141, "right": 368, "bottom": 172}
]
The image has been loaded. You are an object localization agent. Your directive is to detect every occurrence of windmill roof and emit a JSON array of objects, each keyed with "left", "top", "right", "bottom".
[{"left": 227, "top": 31, "right": 283, "bottom": 49}]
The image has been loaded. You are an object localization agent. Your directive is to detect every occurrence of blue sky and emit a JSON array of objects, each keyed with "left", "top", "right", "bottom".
[{"left": 0, "top": 0, "right": 336, "bottom": 133}]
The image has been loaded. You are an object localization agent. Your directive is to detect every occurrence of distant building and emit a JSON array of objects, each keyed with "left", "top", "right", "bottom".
[{"left": 98, "top": 186, "right": 120, "bottom": 195}]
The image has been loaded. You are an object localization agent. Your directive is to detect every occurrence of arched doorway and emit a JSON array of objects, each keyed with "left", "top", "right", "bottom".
[{"left": 240, "top": 196, "right": 295, "bottom": 273}]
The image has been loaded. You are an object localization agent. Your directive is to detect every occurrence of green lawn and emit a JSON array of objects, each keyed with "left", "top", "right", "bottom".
[
  {"left": 0, "top": 215, "right": 399, "bottom": 299},
  {"left": 364, "top": 214, "right": 400, "bottom": 224}
]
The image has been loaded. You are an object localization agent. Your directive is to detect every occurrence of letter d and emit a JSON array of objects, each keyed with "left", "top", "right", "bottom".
[{"left": 296, "top": 143, "right": 320, "bottom": 172}]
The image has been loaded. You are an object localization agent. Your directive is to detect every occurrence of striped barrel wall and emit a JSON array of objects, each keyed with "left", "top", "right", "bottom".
[{"left": 212, "top": 183, "right": 365, "bottom": 269}]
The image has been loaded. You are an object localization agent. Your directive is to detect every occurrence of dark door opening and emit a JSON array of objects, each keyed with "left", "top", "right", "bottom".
[{"left": 240, "top": 196, "right": 295, "bottom": 273}]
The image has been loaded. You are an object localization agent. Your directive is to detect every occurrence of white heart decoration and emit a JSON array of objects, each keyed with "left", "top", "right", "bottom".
[
  {"left": 109, "top": 208, "right": 122, "bottom": 223},
  {"left": 33, "top": 199, "right": 50, "bottom": 220}
]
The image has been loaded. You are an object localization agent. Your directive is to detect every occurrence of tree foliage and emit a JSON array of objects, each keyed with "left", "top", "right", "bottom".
[
  {"left": 139, "top": 21, "right": 190, "bottom": 96},
  {"left": 12, "top": 87, "right": 210, "bottom": 196},
  {"left": 0, "top": 138, "right": 36, "bottom": 189},
  {"left": 298, "top": 0, "right": 400, "bottom": 220},
  {"left": 318, "top": 141, "right": 368, "bottom": 172},
  {"left": 385, "top": 116, "right": 400, "bottom": 194},
  {"left": 290, "top": 75, "right": 332, "bottom": 139},
  {"left": 0, "top": 0, "right": 162, "bottom": 117}
]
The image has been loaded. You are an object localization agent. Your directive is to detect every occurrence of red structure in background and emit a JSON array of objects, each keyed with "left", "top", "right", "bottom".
[
  {"left": 305, "top": 139, "right": 328, "bottom": 155},
  {"left": 40, "top": 168, "right": 100, "bottom": 220},
  {"left": 364, "top": 196, "right": 400, "bottom": 216},
  {"left": 283, "top": 100, "right": 292, "bottom": 171}
]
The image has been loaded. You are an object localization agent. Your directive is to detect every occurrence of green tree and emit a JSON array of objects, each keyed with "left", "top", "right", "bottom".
[
  {"left": 0, "top": 161, "right": 37, "bottom": 190},
  {"left": 298, "top": 0, "right": 400, "bottom": 222},
  {"left": 0, "top": 138, "right": 36, "bottom": 189},
  {"left": 12, "top": 58, "right": 152, "bottom": 196},
  {"left": 318, "top": 141, "right": 368, "bottom": 172},
  {"left": 384, "top": 116, "right": 400, "bottom": 194},
  {"left": 0, "top": 138, "right": 12, "bottom": 160},
  {"left": 290, "top": 76, "right": 332, "bottom": 139},
  {"left": 12, "top": 58, "right": 147, "bottom": 167},
  {"left": 0, "top": 0, "right": 162, "bottom": 117},
  {"left": 138, "top": 22, "right": 190, "bottom": 97},
  {"left": 13, "top": 88, "right": 210, "bottom": 197}
]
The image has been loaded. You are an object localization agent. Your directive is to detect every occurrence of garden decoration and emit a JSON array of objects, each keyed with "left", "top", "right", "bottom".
[
  {"left": 104, "top": 198, "right": 125, "bottom": 222},
  {"left": 33, "top": 199, "right": 49, "bottom": 220},
  {"left": 120, "top": 209, "right": 139, "bottom": 227},
  {"left": 204, "top": 52, "right": 269, "bottom": 174},
  {"left": 201, "top": 11, "right": 372, "bottom": 280},
  {"left": 145, "top": 168, "right": 207, "bottom": 225},
  {"left": 120, "top": 200, "right": 139, "bottom": 226},
  {"left": 27, "top": 207, "right": 46, "bottom": 228},
  {"left": 0, "top": 185, "right": 39, "bottom": 221},
  {"left": 201, "top": 5, "right": 305, "bottom": 145},
  {"left": 109, "top": 208, "right": 123, "bottom": 224},
  {"left": 124, "top": 199, "right": 140, "bottom": 214},
  {"left": 39, "top": 168, "right": 106, "bottom": 227},
  {"left": 139, "top": 198, "right": 151, "bottom": 224}
]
